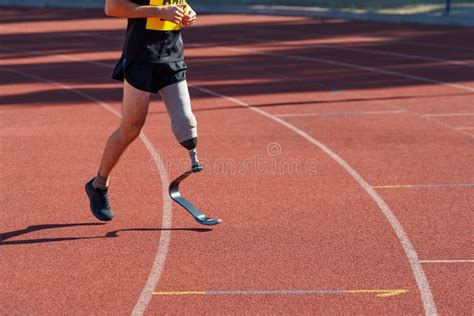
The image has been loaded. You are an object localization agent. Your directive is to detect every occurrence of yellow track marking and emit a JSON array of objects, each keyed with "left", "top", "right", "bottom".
[
  {"left": 152, "top": 289, "right": 407, "bottom": 298},
  {"left": 347, "top": 289, "right": 408, "bottom": 297}
]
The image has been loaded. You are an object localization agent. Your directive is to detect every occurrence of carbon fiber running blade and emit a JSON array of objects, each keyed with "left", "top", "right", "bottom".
[{"left": 169, "top": 170, "right": 221, "bottom": 226}]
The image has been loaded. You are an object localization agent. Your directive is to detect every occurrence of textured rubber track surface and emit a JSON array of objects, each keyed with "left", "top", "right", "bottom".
[{"left": 0, "top": 7, "right": 473, "bottom": 315}]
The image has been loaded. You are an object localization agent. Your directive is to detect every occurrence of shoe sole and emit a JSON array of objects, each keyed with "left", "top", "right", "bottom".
[{"left": 85, "top": 182, "right": 113, "bottom": 221}]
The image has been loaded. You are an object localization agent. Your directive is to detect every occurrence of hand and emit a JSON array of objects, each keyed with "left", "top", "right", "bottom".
[
  {"left": 182, "top": 6, "right": 197, "bottom": 26},
  {"left": 158, "top": 5, "right": 184, "bottom": 24}
]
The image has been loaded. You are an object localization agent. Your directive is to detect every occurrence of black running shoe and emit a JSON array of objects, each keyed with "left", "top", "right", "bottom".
[{"left": 85, "top": 178, "right": 114, "bottom": 221}]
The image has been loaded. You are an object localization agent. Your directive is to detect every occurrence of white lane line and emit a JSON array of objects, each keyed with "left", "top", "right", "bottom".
[
  {"left": 421, "top": 115, "right": 474, "bottom": 139},
  {"left": 420, "top": 260, "right": 474, "bottom": 264},
  {"left": 217, "top": 32, "right": 474, "bottom": 68},
  {"left": 457, "top": 127, "right": 474, "bottom": 130},
  {"left": 131, "top": 135, "right": 172, "bottom": 316},
  {"left": 402, "top": 41, "right": 474, "bottom": 53},
  {"left": 0, "top": 65, "right": 173, "bottom": 316},
  {"left": 373, "top": 183, "right": 474, "bottom": 189},
  {"left": 3, "top": 24, "right": 474, "bottom": 72},
  {"left": 306, "top": 44, "right": 474, "bottom": 68},
  {"left": 6, "top": 24, "right": 474, "bottom": 55},
  {"left": 72, "top": 30, "right": 474, "bottom": 76},
  {"left": 276, "top": 110, "right": 406, "bottom": 117},
  {"left": 211, "top": 32, "right": 474, "bottom": 69},
  {"left": 190, "top": 85, "right": 438, "bottom": 316},
  {"left": 422, "top": 113, "right": 474, "bottom": 118},
  {"left": 221, "top": 46, "right": 474, "bottom": 93}
]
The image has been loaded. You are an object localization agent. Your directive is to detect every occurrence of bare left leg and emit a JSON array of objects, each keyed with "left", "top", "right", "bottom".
[{"left": 93, "top": 79, "right": 151, "bottom": 188}]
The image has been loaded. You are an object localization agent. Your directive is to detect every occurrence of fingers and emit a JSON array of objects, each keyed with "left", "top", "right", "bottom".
[
  {"left": 182, "top": 9, "right": 197, "bottom": 26},
  {"left": 162, "top": 5, "right": 183, "bottom": 24},
  {"left": 174, "top": 5, "right": 184, "bottom": 15},
  {"left": 187, "top": 9, "right": 196, "bottom": 19},
  {"left": 182, "top": 15, "right": 195, "bottom": 22},
  {"left": 182, "top": 18, "right": 196, "bottom": 26},
  {"left": 173, "top": 5, "right": 184, "bottom": 22},
  {"left": 161, "top": 5, "right": 196, "bottom": 26}
]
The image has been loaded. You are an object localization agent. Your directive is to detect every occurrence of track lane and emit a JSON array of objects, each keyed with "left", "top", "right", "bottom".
[
  {"left": 1, "top": 7, "right": 472, "bottom": 316},
  {"left": 44, "top": 51, "right": 429, "bottom": 313},
  {"left": 2, "top": 19, "right": 426, "bottom": 316}
]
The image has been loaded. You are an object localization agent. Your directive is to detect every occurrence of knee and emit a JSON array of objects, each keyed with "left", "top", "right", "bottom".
[{"left": 120, "top": 120, "right": 145, "bottom": 142}]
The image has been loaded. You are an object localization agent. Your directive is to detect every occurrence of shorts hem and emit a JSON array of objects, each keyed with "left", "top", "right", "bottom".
[
  {"left": 124, "top": 78, "right": 156, "bottom": 94},
  {"left": 111, "top": 57, "right": 187, "bottom": 94}
]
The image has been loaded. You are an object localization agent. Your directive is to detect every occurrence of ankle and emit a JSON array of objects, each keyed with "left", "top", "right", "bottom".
[{"left": 93, "top": 172, "right": 109, "bottom": 189}]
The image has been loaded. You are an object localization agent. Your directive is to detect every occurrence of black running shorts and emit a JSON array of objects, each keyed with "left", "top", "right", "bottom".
[{"left": 112, "top": 57, "right": 187, "bottom": 94}]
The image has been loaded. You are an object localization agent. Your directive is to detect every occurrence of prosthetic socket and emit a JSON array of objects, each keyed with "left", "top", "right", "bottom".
[{"left": 160, "top": 81, "right": 202, "bottom": 172}]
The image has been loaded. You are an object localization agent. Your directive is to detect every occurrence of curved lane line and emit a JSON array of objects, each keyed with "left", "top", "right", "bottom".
[
  {"left": 190, "top": 85, "right": 438, "bottom": 316},
  {"left": 131, "top": 135, "right": 172, "bottom": 316},
  {"left": 0, "top": 66, "right": 173, "bottom": 316}
]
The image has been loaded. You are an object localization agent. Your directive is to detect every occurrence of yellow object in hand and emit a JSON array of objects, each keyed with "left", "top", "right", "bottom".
[{"left": 146, "top": 0, "right": 184, "bottom": 31}]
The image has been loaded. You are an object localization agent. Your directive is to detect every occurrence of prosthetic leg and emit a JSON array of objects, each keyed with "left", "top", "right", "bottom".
[
  {"left": 159, "top": 81, "right": 221, "bottom": 226},
  {"left": 169, "top": 137, "right": 221, "bottom": 226}
]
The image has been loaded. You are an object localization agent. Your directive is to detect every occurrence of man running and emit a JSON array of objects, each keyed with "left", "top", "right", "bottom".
[{"left": 85, "top": 0, "right": 201, "bottom": 221}]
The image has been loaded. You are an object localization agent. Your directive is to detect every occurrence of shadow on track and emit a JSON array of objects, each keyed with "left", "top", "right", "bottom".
[
  {"left": 1, "top": 6, "right": 474, "bottom": 103},
  {"left": 0, "top": 223, "right": 211, "bottom": 246},
  {"left": 147, "top": 91, "right": 474, "bottom": 114}
]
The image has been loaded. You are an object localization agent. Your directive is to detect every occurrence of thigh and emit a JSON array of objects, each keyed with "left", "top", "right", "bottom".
[
  {"left": 122, "top": 79, "right": 151, "bottom": 127},
  {"left": 159, "top": 80, "right": 193, "bottom": 119}
]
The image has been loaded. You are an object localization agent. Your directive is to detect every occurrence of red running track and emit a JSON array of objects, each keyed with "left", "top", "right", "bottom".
[{"left": 0, "top": 7, "right": 473, "bottom": 315}]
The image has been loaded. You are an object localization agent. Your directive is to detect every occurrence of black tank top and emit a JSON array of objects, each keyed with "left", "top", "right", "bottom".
[{"left": 122, "top": 0, "right": 184, "bottom": 63}]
